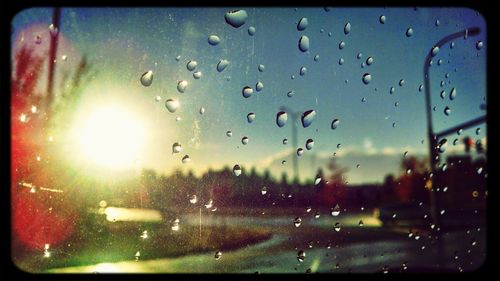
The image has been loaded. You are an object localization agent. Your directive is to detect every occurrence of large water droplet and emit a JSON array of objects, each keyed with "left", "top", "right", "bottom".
[
  {"left": 339, "top": 41, "right": 346, "bottom": 49},
  {"left": 242, "top": 86, "right": 253, "bottom": 98},
  {"left": 299, "top": 66, "right": 307, "bottom": 76},
  {"left": 256, "top": 81, "right": 264, "bottom": 92},
  {"left": 226, "top": 130, "right": 232, "bottom": 137},
  {"left": 431, "top": 46, "right": 440, "bottom": 57},
  {"left": 172, "top": 142, "right": 183, "bottom": 154},
  {"left": 140, "top": 71, "right": 153, "bottom": 87},
  {"left": 276, "top": 111, "right": 288, "bottom": 128},
  {"left": 331, "top": 204, "right": 340, "bottom": 216},
  {"left": 233, "top": 164, "right": 242, "bottom": 176},
  {"left": 182, "top": 155, "right": 191, "bottom": 163},
  {"left": 247, "top": 112, "right": 256, "bottom": 123},
  {"left": 379, "top": 15, "right": 386, "bottom": 24},
  {"left": 366, "top": 56, "right": 374, "bottom": 65},
  {"left": 339, "top": 58, "right": 345, "bottom": 65},
  {"left": 186, "top": 60, "right": 198, "bottom": 71},
  {"left": 217, "top": 59, "right": 230, "bottom": 72},
  {"left": 362, "top": 73, "right": 372, "bottom": 84},
  {"left": 208, "top": 35, "right": 220, "bottom": 46},
  {"left": 406, "top": 27, "right": 414, "bottom": 37},
  {"left": 248, "top": 26, "right": 256, "bottom": 36},
  {"left": 294, "top": 217, "right": 302, "bottom": 227},
  {"left": 344, "top": 22, "right": 351, "bottom": 34},
  {"left": 301, "top": 110, "right": 316, "bottom": 128},
  {"left": 193, "top": 71, "right": 202, "bottom": 79},
  {"left": 305, "top": 139, "right": 314, "bottom": 150},
  {"left": 177, "top": 80, "right": 188, "bottom": 93},
  {"left": 283, "top": 138, "right": 288, "bottom": 144},
  {"left": 214, "top": 250, "right": 222, "bottom": 260},
  {"left": 444, "top": 106, "right": 451, "bottom": 116},
  {"left": 241, "top": 136, "right": 249, "bottom": 145},
  {"left": 297, "top": 17, "right": 308, "bottom": 31},
  {"left": 331, "top": 118, "right": 340, "bottom": 129},
  {"left": 224, "top": 10, "right": 248, "bottom": 28},
  {"left": 476, "top": 41, "right": 483, "bottom": 50},
  {"left": 297, "top": 250, "right": 306, "bottom": 262},
  {"left": 297, "top": 148, "right": 304, "bottom": 157},
  {"left": 165, "top": 99, "right": 179, "bottom": 113},
  {"left": 438, "top": 138, "right": 447, "bottom": 153},
  {"left": 298, "top": 36, "right": 310, "bottom": 52}
]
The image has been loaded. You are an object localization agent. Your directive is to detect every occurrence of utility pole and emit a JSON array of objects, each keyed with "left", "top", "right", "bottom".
[{"left": 46, "top": 7, "right": 61, "bottom": 118}]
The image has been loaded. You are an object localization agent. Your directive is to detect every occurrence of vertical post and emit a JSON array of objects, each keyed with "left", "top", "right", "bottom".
[
  {"left": 46, "top": 7, "right": 61, "bottom": 117},
  {"left": 291, "top": 113, "right": 299, "bottom": 183}
]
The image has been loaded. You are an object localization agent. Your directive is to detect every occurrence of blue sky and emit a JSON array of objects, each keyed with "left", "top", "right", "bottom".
[{"left": 12, "top": 7, "right": 487, "bottom": 184}]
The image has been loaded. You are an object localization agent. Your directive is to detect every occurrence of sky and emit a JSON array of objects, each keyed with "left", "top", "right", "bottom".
[{"left": 11, "top": 7, "right": 487, "bottom": 184}]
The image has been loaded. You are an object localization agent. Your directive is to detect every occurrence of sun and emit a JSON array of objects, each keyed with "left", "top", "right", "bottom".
[{"left": 75, "top": 106, "right": 146, "bottom": 169}]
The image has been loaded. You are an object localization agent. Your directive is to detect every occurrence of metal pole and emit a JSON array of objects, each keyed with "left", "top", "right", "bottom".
[{"left": 46, "top": 7, "right": 61, "bottom": 117}]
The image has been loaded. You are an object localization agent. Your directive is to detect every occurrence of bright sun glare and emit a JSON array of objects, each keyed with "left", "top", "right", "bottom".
[{"left": 76, "top": 106, "right": 145, "bottom": 169}]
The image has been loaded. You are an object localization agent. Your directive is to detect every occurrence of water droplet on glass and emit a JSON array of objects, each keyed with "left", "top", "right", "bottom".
[
  {"left": 301, "top": 110, "right": 316, "bottom": 128},
  {"left": 186, "top": 60, "right": 197, "bottom": 71},
  {"left": 331, "top": 204, "right": 341, "bottom": 216},
  {"left": 294, "top": 217, "right": 302, "bottom": 227},
  {"left": 366, "top": 56, "right": 374, "bottom": 65},
  {"left": 438, "top": 138, "right": 448, "bottom": 153},
  {"left": 193, "top": 71, "right": 202, "bottom": 79},
  {"left": 246, "top": 112, "right": 256, "bottom": 123},
  {"left": 339, "top": 41, "right": 346, "bottom": 49},
  {"left": 297, "top": 17, "right": 308, "bottom": 31},
  {"left": 165, "top": 99, "right": 179, "bottom": 113},
  {"left": 49, "top": 24, "right": 58, "bottom": 36},
  {"left": 298, "top": 35, "right": 310, "bottom": 52},
  {"left": 339, "top": 58, "right": 345, "bottom": 65},
  {"left": 171, "top": 218, "right": 180, "bottom": 231},
  {"left": 140, "top": 71, "right": 153, "bottom": 87},
  {"left": 476, "top": 41, "right": 483, "bottom": 50},
  {"left": 331, "top": 119, "right": 340, "bottom": 130},
  {"left": 217, "top": 59, "right": 230, "bottom": 72},
  {"left": 314, "top": 55, "right": 320, "bottom": 61},
  {"left": 297, "top": 250, "right": 306, "bottom": 262},
  {"left": 276, "top": 111, "right": 288, "bottom": 128},
  {"left": 406, "top": 27, "right": 414, "bottom": 37},
  {"left": 226, "top": 131, "right": 232, "bottom": 137},
  {"left": 314, "top": 212, "right": 320, "bottom": 219},
  {"left": 379, "top": 15, "right": 386, "bottom": 24},
  {"left": 182, "top": 155, "right": 191, "bottom": 163},
  {"left": 299, "top": 66, "right": 307, "bottom": 76},
  {"left": 477, "top": 167, "right": 483, "bottom": 174},
  {"left": 314, "top": 175, "right": 322, "bottom": 185},
  {"left": 155, "top": 96, "right": 161, "bottom": 102},
  {"left": 419, "top": 84, "right": 424, "bottom": 92},
  {"left": 362, "top": 73, "right": 372, "bottom": 84},
  {"left": 233, "top": 164, "right": 242, "bottom": 176},
  {"left": 399, "top": 79, "right": 405, "bottom": 86},
  {"left": 242, "top": 86, "right": 253, "bottom": 98},
  {"left": 224, "top": 10, "right": 248, "bottom": 28},
  {"left": 172, "top": 142, "right": 183, "bottom": 154},
  {"left": 297, "top": 148, "right": 304, "bottom": 157},
  {"left": 214, "top": 250, "right": 222, "bottom": 260},
  {"left": 440, "top": 90, "right": 446, "bottom": 99},
  {"left": 476, "top": 128, "right": 481, "bottom": 135},
  {"left": 256, "top": 81, "right": 264, "bottom": 92},
  {"left": 34, "top": 35, "right": 42, "bottom": 44},
  {"left": 344, "top": 22, "right": 351, "bottom": 34},
  {"left": 189, "top": 194, "right": 198, "bottom": 204},
  {"left": 283, "top": 138, "right": 288, "bottom": 144},
  {"left": 248, "top": 26, "right": 256, "bottom": 36},
  {"left": 258, "top": 64, "right": 265, "bottom": 72},
  {"left": 358, "top": 220, "right": 364, "bottom": 226},
  {"left": 177, "top": 80, "right": 188, "bottom": 93},
  {"left": 208, "top": 35, "right": 220, "bottom": 46},
  {"left": 444, "top": 106, "right": 451, "bottom": 116},
  {"left": 334, "top": 222, "right": 341, "bottom": 232},
  {"left": 431, "top": 46, "right": 440, "bottom": 57},
  {"left": 305, "top": 139, "right": 314, "bottom": 150},
  {"left": 204, "top": 199, "right": 213, "bottom": 209},
  {"left": 241, "top": 136, "right": 249, "bottom": 145},
  {"left": 390, "top": 87, "right": 395, "bottom": 94},
  {"left": 261, "top": 186, "right": 268, "bottom": 195}
]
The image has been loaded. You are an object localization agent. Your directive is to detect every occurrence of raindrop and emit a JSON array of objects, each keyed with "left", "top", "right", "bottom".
[
  {"left": 140, "top": 230, "right": 148, "bottom": 239},
  {"left": 186, "top": 60, "right": 197, "bottom": 71},
  {"left": 48, "top": 24, "right": 58, "bottom": 36},
  {"left": 283, "top": 139, "right": 288, "bottom": 144},
  {"left": 392, "top": 122, "right": 397, "bottom": 128},
  {"left": 247, "top": 112, "right": 256, "bottom": 123},
  {"left": 214, "top": 251, "right": 222, "bottom": 260},
  {"left": 298, "top": 36, "right": 310, "bottom": 52},
  {"left": 431, "top": 46, "right": 440, "bottom": 57},
  {"left": 419, "top": 84, "right": 424, "bottom": 92},
  {"left": 155, "top": 96, "right": 161, "bottom": 102},
  {"left": 314, "top": 55, "right": 320, "bottom": 61},
  {"left": 135, "top": 251, "right": 140, "bottom": 261},
  {"left": 294, "top": 217, "right": 302, "bottom": 227},
  {"left": 476, "top": 41, "right": 483, "bottom": 50},
  {"left": 366, "top": 57, "right": 374, "bottom": 65},
  {"left": 334, "top": 222, "right": 341, "bottom": 232},
  {"left": 406, "top": 168, "right": 412, "bottom": 174},
  {"left": 314, "top": 212, "right": 320, "bottom": 219},
  {"left": 171, "top": 218, "right": 180, "bottom": 231},
  {"left": 314, "top": 175, "right": 322, "bottom": 185},
  {"left": 182, "top": 155, "right": 191, "bottom": 163},
  {"left": 261, "top": 187, "right": 268, "bottom": 195},
  {"left": 177, "top": 80, "right": 188, "bottom": 93},
  {"left": 61, "top": 55, "right": 67, "bottom": 61},
  {"left": 299, "top": 66, "right": 307, "bottom": 76},
  {"left": 331, "top": 119, "right": 340, "bottom": 130},
  {"left": 189, "top": 195, "right": 198, "bottom": 204},
  {"left": 172, "top": 142, "right": 183, "bottom": 154},
  {"left": 344, "top": 22, "right": 351, "bottom": 34},
  {"left": 204, "top": 199, "right": 213, "bottom": 209},
  {"left": 175, "top": 55, "right": 181, "bottom": 61},
  {"left": 339, "top": 58, "right": 345, "bottom": 65},
  {"left": 233, "top": 164, "right": 242, "bottom": 176},
  {"left": 256, "top": 81, "right": 264, "bottom": 92},
  {"left": 339, "top": 41, "right": 346, "bottom": 49},
  {"left": 438, "top": 138, "right": 448, "bottom": 153},
  {"left": 450, "top": 41, "right": 455, "bottom": 49},
  {"left": 362, "top": 73, "right": 372, "bottom": 84},
  {"left": 258, "top": 64, "right": 265, "bottom": 72},
  {"left": 140, "top": 71, "right": 153, "bottom": 87},
  {"left": 331, "top": 204, "right": 341, "bottom": 216},
  {"left": 193, "top": 71, "right": 202, "bottom": 79},
  {"left": 224, "top": 10, "right": 248, "bottom": 28},
  {"left": 216, "top": 59, "right": 230, "bottom": 72},
  {"left": 440, "top": 90, "right": 446, "bottom": 99},
  {"left": 359, "top": 220, "right": 364, "bottom": 226},
  {"left": 226, "top": 131, "right": 232, "bottom": 137},
  {"left": 477, "top": 167, "right": 483, "bottom": 174},
  {"left": 208, "top": 35, "right": 220, "bottom": 46},
  {"left": 297, "top": 250, "right": 306, "bottom": 262},
  {"left": 399, "top": 79, "right": 405, "bottom": 86},
  {"left": 444, "top": 106, "right": 451, "bottom": 116},
  {"left": 305, "top": 139, "right": 314, "bottom": 150},
  {"left": 241, "top": 136, "right": 249, "bottom": 145},
  {"left": 435, "top": 19, "right": 440, "bottom": 26},
  {"left": 476, "top": 128, "right": 481, "bottom": 135},
  {"left": 297, "top": 148, "right": 304, "bottom": 157},
  {"left": 390, "top": 87, "right": 395, "bottom": 94},
  {"left": 248, "top": 26, "right": 256, "bottom": 36},
  {"left": 199, "top": 107, "right": 205, "bottom": 115},
  {"left": 406, "top": 27, "right": 414, "bottom": 37},
  {"left": 450, "top": 88, "right": 457, "bottom": 100},
  {"left": 165, "top": 99, "right": 179, "bottom": 113},
  {"left": 276, "top": 111, "right": 288, "bottom": 128},
  {"left": 297, "top": 17, "right": 308, "bottom": 31},
  {"left": 242, "top": 86, "right": 253, "bottom": 98},
  {"left": 379, "top": 15, "right": 386, "bottom": 24},
  {"left": 301, "top": 110, "right": 317, "bottom": 128}
]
